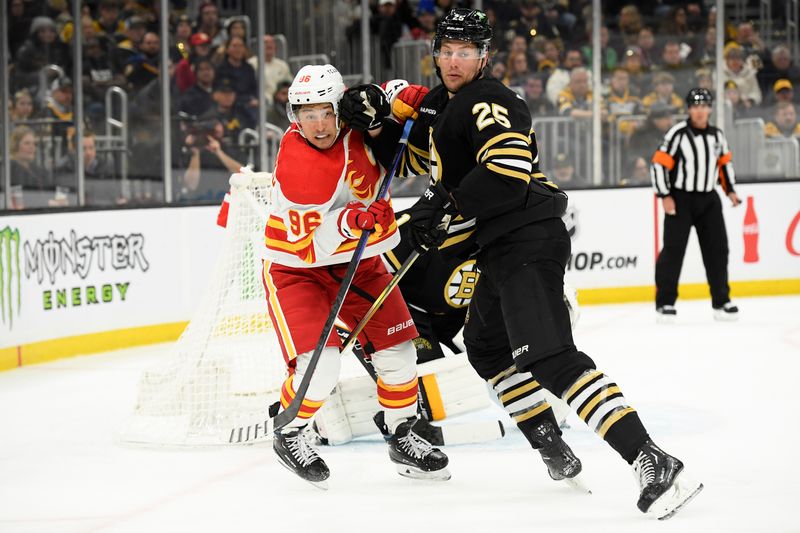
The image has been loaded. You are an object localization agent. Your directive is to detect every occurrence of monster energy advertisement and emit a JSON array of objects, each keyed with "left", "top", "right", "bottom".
[{"left": 1, "top": 207, "right": 223, "bottom": 350}]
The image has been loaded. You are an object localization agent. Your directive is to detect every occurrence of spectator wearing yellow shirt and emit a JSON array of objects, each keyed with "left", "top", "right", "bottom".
[
  {"left": 641, "top": 72, "right": 684, "bottom": 115},
  {"left": 764, "top": 101, "right": 800, "bottom": 138}
]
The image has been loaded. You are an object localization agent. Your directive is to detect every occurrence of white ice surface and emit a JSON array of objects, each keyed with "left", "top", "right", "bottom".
[{"left": 1, "top": 296, "right": 799, "bottom": 533}]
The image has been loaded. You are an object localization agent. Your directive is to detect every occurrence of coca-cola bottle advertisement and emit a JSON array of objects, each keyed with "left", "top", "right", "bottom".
[{"left": 743, "top": 195, "right": 759, "bottom": 263}]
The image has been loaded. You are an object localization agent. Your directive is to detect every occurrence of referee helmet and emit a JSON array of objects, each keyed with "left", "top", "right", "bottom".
[{"left": 686, "top": 87, "right": 713, "bottom": 107}]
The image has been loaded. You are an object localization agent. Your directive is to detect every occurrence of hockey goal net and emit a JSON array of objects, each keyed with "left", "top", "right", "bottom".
[{"left": 117, "top": 172, "right": 285, "bottom": 446}]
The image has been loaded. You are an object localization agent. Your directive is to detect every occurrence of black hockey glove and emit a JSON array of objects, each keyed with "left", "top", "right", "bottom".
[
  {"left": 339, "top": 84, "right": 390, "bottom": 131},
  {"left": 408, "top": 181, "right": 458, "bottom": 254}
]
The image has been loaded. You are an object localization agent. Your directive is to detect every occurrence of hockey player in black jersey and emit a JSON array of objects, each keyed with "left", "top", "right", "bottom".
[{"left": 340, "top": 8, "right": 702, "bottom": 519}]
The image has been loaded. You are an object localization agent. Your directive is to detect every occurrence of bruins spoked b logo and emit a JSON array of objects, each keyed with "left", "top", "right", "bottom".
[
  {"left": 0, "top": 226, "right": 22, "bottom": 329},
  {"left": 445, "top": 259, "right": 480, "bottom": 308}
]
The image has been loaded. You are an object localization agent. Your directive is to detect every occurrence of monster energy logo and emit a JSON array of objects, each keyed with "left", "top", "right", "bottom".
[{"left": 0, "top": 226, "right": 22, "bottom": 329}]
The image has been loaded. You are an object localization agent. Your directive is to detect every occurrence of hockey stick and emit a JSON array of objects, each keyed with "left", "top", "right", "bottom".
[{"left": 271, "top": 119, "right": 415, "bottom": 432}]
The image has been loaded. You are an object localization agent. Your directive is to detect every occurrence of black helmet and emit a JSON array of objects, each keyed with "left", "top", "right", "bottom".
[
  {"left": 686, "top": 87, "right": 713, "bottom": 107},
  {"left": 432, "top": 8, "right": 492, "bottom": 57}
]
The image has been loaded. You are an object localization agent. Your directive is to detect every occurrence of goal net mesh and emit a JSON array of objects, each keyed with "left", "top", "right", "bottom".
[{"left": 117, "top": 172, "right": 284, "bottom": 446}]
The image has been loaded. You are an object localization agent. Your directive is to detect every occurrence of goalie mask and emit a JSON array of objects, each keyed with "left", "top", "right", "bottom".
[{"left": 287, "top": 64, "right": 346, "bottom": 138}]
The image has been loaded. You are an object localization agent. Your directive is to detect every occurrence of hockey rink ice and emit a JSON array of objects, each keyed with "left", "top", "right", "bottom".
[{"left": 1, "top": 295, "right": 798, "bottom": 533}]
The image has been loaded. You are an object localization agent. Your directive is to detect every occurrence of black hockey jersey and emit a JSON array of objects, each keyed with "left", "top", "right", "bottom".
[{"left": 401, "top": 77, "right": 566, "bottom": 248}]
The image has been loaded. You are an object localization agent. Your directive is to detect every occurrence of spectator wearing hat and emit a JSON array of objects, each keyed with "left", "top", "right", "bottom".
[
  {"left": 266, "top": 80, "right": 292, "bottom": 131},
  {"left": 214, "top": 36, "right": 258, "bottom": 109},
  {"left": 170, "top": 14, "right": 194, "bottom": 64},
  {"left": 628, "top": 102, "right": 674, "bottom": 174},
  {"left": 551, "top": 152, "right": 585, "bottom": 188},
  {"left": 720, "top": 42, "right": 762, "bottom": 107},
  {"left": 764, "top": 101, "right": 800, "bottom": 139},
  {"left": 92, "top": 0, "right": 125, "bottom": 45},
  {"left": 641, "top": 72, "right": 684, "bottom": 115},
  {"left": 620, "top": 46, "right": 651, "bottom": 96},
  {"left": 247, "top": 34, "right": 293, "bottom": 106},
  {"left": 757, "top": 44, "right": 800, "bottom": 102},
  {"left": 410, "top": 3, "right": 437, "bottom": 41},
  {"left": 13, "top": 16, "right": 72, "bottom": 92},
  {"left": 175, "top": 32, "right": 212, "bottom": 94},
  {"left": 178, "top": 57, "right": 216, "bottom": 118},
  {"left": 112, "top": 16, "right": 148, "bottom": 73},
  {"left": 197, "top": 76, "right": 255, "bottom": 150},
  {"left": 38, "top": 76, "right": 74, "bottom": 147}
]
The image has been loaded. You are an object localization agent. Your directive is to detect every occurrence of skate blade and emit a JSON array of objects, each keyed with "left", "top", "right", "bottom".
[
  {"left": 275, "top": 456, "right": 329, "bottom": 491},
  {"left": 650, "top": 472, "right": 703, "bottom": 520},
  {"left": 564, "top": 474, "right": 592, "bottom": 494},
  {"left": 395, "top": 464, "right": 452, "bottom": 481}
]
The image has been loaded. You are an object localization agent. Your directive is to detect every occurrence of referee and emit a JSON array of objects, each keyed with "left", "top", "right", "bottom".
[{"left": 650, "top": 88, "right": 742, "bottom": 321}]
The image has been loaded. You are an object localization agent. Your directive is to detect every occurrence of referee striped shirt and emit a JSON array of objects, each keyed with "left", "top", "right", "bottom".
[{"left": 650, "top": 120, "right": 736, "bottom": 197}]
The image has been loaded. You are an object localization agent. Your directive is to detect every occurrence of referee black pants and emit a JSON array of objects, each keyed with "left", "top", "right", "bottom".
[{"left": 655, "top": 189, "right": 731, "bottom": 308}]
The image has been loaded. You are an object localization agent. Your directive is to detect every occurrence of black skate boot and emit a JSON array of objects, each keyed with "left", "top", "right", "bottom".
[
  {"left": 374, "top": 412, "right": 451, "bottom": 481},
  {"left": 633, "top": 440, "right": 703, "bottom": 519},
  {"left": 273, "top": 426, "right": 330, "bottom": 490},
  {"left": 522, "top": 419, "right": 589, "bottom": 492}
]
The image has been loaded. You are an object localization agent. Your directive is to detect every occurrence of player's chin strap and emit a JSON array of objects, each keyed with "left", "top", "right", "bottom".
[{"left": 270, "top": 119, "right": 415, "bottom": 432}]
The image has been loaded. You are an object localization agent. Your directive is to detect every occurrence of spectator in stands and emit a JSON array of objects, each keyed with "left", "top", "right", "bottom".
[
  {"left": 180, "top": 129, "right": 244, "bottom": 200},
  {"left": 13, "top": 16, "right": 72, "bottom": 92},
  {"left": 721, "top": 42, "right": 762, "bottom": 107},
  {"left": 197, "top": 76, "right": 255, "bottom": 158},
  {"left": 772, "top": 79, "right": 796, "bottom": 106},
  {"left": 211, "top": 17, "right": 250, "bottom": 65},
  {"left": 194, "top": 0, "right": 224, "bottom": 49},
  {"left": 9, "top": 89, "right": 35, "bottom": 123},
  {"left": 536, "top": 39, "right": 561, "bottom": 76},
  {"left": 764, "top": 101, "right": 800, "bottom": 139},
  {"left": 621, "top": 46, "right": 651, "bottom": 96},
  {"left": 542, "top": 2, "right": 575, "bottom": 41},
  {"left": 10, "top": 125, "right": 51, "bottom": 192},
  {"left": 248, "top": 34, "right": 292, "bottom": 106},
  {"left": 635, "top": 26, "right": 656, "bottom": 70},
  {"left": 622, "top": 156, "right": 651, "bottom": 186},
  {"left": 170, "top": 14, "right": 194, "bottom": 64},
  {"left": 627, "top": 101, "right": 674, "bottom": 175},
  {"left": 8, "top": 0, "right": 33, "bottom": 59},
  {"left": 83, "top": 36, "right": 125, "bottom": 126},
  {"left": 215, "top": 36, "right": 258, "bottom": 109},
  {"left": 616, "top": 5, "right": 643, "bottom": 50},
  {"left": 655, "top": 40, "right": 693, "bottom": 98},
  {"left": 605, "top": 67, "right": 641, "bottom": 137},
  {"left": 175, "top": 32, "right": 212, "bottom": 94},
  {"left": 757, "top": 45, "right": 800, "bottom": 102},
  {"left": 697, "top": 26, "right": 717, "bottom": 68},
  {"left": 373, "top": 0, "right": 406, "bottom": 74},
  {"left": 546, "top": 48, "right": 585, "bottom": 104},
  {"left": 504, "top": 52, "right": 533, "bottom": 88},
  {"left": 266, "top": 80, "right": 292, "bottom": 131},
  {"left": 496, "top": 35, "right": 530, "bottom": 73},
  {"left": 92, "top": 0, "right": 125, "bottom": 47},
  {"left": 581, "top": 24, "right": 617, "bottom": 72},
  {"left": 551, "top": 152, "right": 585, "bottom": 188},
  {"left": 56, "top": 129, "right": 111, "bottom": 185},
  {"left": 641, "top": 72, "right": 684, "bottom": 114},
  {"left": 39, "top": 76, "right": 74, "bottom": 147},
  {"left": 178, "top": 57, "right": 216, "bottom": 117},
  {"left": 723, "top": 80, "right": 753, "bottom": 121},
  {"left": 734, "top": 21, "right": 765, "bottom": 61},
  {"left": 112, "top": 16, "right": 148, "bottom": 74},
  {"left": 490, "top": 59, "right": 507, "bottom": 81},
  {"left": 558, "top": 67, "right": 593, "bottom": 120},
  {"left": 410, "top": 3, "right": 437, "bottom": 41},
  {"left": 694, "top": 67, "right": 713, "bottom": 92},
  {"left": 658, "top": 6, "right": 696, "bottom": 49},
  {"left": 124, "top": 31, "right": 160, "bottom": 95},
  {"left": 523, "top": 74, "right": 555, "bottom": 116}
]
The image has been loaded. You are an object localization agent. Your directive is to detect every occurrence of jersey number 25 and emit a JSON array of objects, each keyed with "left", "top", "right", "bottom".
[{"left": 472, "top": 102, "right": 511, "bottom": 131}]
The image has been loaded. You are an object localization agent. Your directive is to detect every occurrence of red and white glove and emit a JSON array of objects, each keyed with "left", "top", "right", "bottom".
[
  {"left": 339, "top": 201, "right": 375, "bottom": 239},
  {"left": 382, "top": 79, "right": 430, "bottom": 122},
  {"left": 367, "top": 198, "right": 394, "bottom": 235}
]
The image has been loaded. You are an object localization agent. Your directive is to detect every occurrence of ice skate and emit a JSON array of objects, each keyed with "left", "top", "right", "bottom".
[
  {"left": 655, "top": 305, "right": 677, "bottom": 324},
  {"left": 527, "top": 420, "right": 590, "bottom": 493},
  {"left": 713, "top": 302, "right": 739, "bottom": 322},
  {"left": 273, "top": 426, "right": 330, "bottom": 490},
  {"left": 374, "top": 413, "right": 451, "bottom": 481},
  {"left": 632, "top": 440, "right": 703, "bottom": 519}
]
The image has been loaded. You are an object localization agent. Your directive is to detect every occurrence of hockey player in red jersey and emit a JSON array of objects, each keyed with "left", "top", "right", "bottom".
[
  {"left": 264, "top": 64, "right": 448, "bottom": 488},
  {"left": 340, "top": 9, "right": 703, "bottom": 518}
]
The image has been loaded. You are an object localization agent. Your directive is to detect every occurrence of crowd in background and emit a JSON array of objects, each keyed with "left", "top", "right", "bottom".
[{"left": 3, "top": 0, "right": 798, "bottom": 208}]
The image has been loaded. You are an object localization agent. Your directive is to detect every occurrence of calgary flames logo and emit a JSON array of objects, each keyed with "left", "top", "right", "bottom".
[{"left": 344, "top": 152, "right": 379, "bottom": 201}]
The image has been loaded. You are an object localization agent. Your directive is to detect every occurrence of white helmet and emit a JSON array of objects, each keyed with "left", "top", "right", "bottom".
[{"left": 287, "top": 64, "right": 345, "bottom": 124}]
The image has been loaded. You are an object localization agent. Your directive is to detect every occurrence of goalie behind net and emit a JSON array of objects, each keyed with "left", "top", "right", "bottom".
[{"left": 116, "top": 172, "right": 285, "bottom": 446}]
